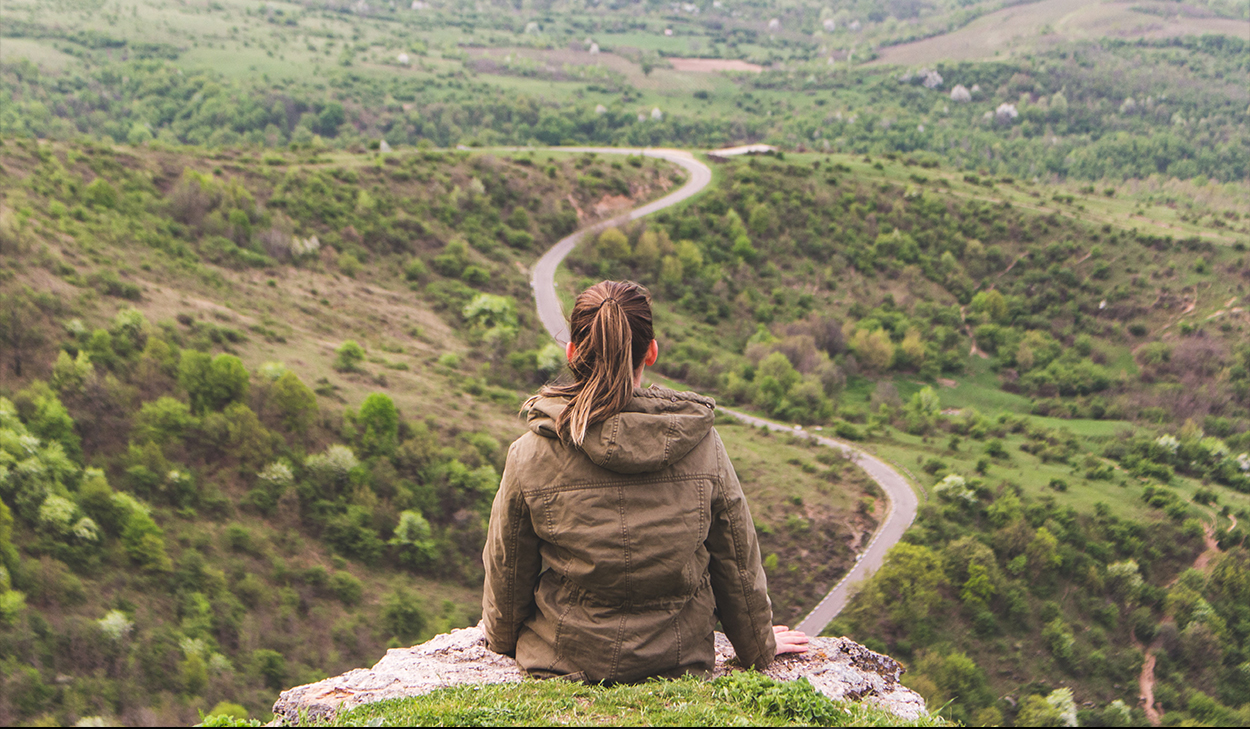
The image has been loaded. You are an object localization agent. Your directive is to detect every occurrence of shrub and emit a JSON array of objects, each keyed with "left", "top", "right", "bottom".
[
  {"left": 329, "top": 571, "right": 363, "bottom": 605},
  {"left": 251, "top": 649, "right": 286, "bottom": 690},
  {"left": 265, "top": 370, "right": 318, "bottom": 434},
  {"left": 179, "top": 351, "right": 250, "bottom": 414},
  {"left": 334, "top": 341, "right": 366, "bottom": 372},
  {"left": 381, "top": 587, "right": 428, "bottom": 644},
  {"left": 338, "top": 252, "right": 362, "bottom": 277},
  {"left": 358, "top": 393, "right": 399, "bottom": 457}
]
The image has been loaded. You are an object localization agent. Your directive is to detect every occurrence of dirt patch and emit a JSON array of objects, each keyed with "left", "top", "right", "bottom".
[
  {"left": 668, "top": 57, "right": 764, "bottom": 73},
  {"left": 593, "top": 194, "right": 633, "bottom": 216}
]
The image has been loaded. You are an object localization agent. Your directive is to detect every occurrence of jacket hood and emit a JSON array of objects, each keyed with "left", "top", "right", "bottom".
[{"left": 526, "top": 385, "right": 716, "bottom": 474}]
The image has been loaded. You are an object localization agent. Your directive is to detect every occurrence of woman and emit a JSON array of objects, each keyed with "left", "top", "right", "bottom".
[{"left": 482, "top": 280, "right": 807, "bottom": 684}]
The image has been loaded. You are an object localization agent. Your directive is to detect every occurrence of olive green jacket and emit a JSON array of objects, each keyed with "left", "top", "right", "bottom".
[{"left": 482, "top": 385, "right": 777, "bottom": 684}]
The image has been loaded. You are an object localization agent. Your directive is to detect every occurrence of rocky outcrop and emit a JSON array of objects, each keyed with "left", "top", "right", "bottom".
[{"left": 270, "top": 625, "right": 926, "bottom": 725}]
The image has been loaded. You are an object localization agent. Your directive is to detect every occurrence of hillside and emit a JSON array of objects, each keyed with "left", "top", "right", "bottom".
[
  {"left": 558, "top": 152, "right": 1250, "bottom": 725},
  {"left": 0, "top": 139, "right": 892, "bottom": 725},
  {"left": 2, "top": 0, "right": 1250, "bottom": 725}
]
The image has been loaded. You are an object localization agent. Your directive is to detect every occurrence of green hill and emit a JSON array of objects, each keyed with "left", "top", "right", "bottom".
[{"left": 559, "top": 152, "right": 1250, "bottom": 725}]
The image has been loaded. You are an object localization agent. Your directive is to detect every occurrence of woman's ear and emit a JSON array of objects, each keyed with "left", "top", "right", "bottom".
[
  {"left": 644, "top": 339, "right": 658, "bottom": 367},
  {"left": 566, "top": 341, "right": 577, "bottom": 363}
]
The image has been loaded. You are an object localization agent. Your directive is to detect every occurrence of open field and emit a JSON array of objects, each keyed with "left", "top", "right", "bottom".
[{"left": 872, "top": 0, "right": 1250, "bottom": 65}]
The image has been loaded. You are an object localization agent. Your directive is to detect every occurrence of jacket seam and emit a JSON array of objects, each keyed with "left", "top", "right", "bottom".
[
  {"left": 550, "top": 595, "right": 577, "bottom": 674},
  {"left": 523, "top": 472, "right": 718, "bottom": 496},
  {"left": 618, "top": 483, "right": 633, "bottom": 603},
  {"left": 719, "top": 436, "right": 770, "bottom": 664},
  {"left": 503, "top": 490, "right": 522, "bottom": 650}
]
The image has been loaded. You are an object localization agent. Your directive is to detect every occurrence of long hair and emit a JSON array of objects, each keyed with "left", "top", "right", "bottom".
[{"left": 537, "top": 280, "right": 654, "bottom": 447}]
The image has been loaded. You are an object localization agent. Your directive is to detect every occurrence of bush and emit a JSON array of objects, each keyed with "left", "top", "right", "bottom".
[
  {"left": 329, "top": 571, "right": 363, "bottom": 605},
  {"left": 251, "top": 649, "right": 286, "bottom": 690},
  {"left": 381, "top": 587, "right": 428, "bottom": 644},
  {"left": 358, "top": 393, "right": 399, "bottom": 457},
  {"left": 179, "top": 351, "right": 250, "bottom": 414},
  {"left": 334, "top": 341, "right": 366, "bottom": 372}
]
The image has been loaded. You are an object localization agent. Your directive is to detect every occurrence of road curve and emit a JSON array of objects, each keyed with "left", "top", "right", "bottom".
[
  {"left": 527, "top": 147, "right": 918, "bottom": 636},
  {"left": 531, "top": 147, "right": 713, "bottom": 345}
]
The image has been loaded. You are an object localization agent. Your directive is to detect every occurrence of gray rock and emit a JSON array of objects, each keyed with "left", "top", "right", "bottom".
[{"left": 270, "top": 626, "right": 927, "bottom": 724}]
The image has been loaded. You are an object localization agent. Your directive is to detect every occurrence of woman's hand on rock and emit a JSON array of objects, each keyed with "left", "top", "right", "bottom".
[{"left": 773, "top": 625, "right": 809, "bottom": 654}]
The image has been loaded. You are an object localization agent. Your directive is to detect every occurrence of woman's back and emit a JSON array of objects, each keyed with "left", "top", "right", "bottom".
[{"left": 481, "top": 385, "right": 777, "bottom": 683}]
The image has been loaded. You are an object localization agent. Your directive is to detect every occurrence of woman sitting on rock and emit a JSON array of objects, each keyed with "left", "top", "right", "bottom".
[{"left": 482, "top": 279, "right": 807, "bottom": 684}]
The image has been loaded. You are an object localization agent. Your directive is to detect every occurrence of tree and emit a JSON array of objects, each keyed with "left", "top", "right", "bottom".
[
  {"left": 1017, "top": 694, "right": 1065, "bottom": 726},
  {"left": 179, "top": 351, "right": 250, "bottom": 414},
  {"left": 252, "top": 649, "right": 287, "bottom": 690},
  {"left": 596, "top": 227, "right": 630, "bottom": 261},
  {"left": 358, "top": 393, "right": 399, "bottom": 457},
  {"left": 334, "top": 340, "right": 366, "bottom": 372},
  {"left": 131, "top": 396, "right": 197, "bottom": 447},
  {"left": 1027, "top": 527, "right": 1063, "bottom": 573},
  {"left": 382, "top": 587, "right": 428, "bottom": 643},
  {"left": 845, "top": 543, "right": 948, "bottom": 634},
  {"left": 266, "top": 370, "right": 319, "bottom": 434},
  {"left": 16, "top": 382, "right": 81, "bottom": 463},
  {"left": 390, "top": 509, "right": 438, "bottom": 569},
  {"left": 850, "top": 328, "right": 894, "bottom": 372},
  {"left": 0, "top": 289, "right": 44, "bottom": 377}
]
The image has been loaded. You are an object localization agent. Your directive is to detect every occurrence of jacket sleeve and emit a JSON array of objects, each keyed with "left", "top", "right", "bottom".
[
  {"left": 704, "top": 429, "right": 777, "bottom": 669},
  {"left": 481, "top": 441, "right": 543, "bottom": 657}
]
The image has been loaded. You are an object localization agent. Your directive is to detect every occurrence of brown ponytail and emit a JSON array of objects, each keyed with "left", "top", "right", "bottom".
[{"left": 537, "top": 280, "right": 654, "bottom": 447}]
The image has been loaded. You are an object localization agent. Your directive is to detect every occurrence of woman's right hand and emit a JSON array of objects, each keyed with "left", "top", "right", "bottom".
[{"left": 773, "top": 625, "right": 809, "bottom": 655}]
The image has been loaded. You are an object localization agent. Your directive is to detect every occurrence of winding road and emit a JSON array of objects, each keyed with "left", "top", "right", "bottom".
[{"left": 527, "top": 147, "right": 919, "bottom": 637}]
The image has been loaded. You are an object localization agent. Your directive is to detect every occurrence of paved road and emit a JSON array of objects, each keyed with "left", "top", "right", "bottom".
[
  {"left": 527, "top": 147, "right": 918, "bottom": 636},
  {"left": 531, "top": 147, "right": 712, "bottom": 345}
]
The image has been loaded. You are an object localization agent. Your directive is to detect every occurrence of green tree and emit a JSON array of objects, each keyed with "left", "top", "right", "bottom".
[
  {"left": 131, "top": 396, "right": 197, "bottom": 447},
  {"left": 334, "top": 340, "right": 366, "bottom": 372},
  {"left": 120, "top": 503, "right": 172, "bottom": 573},
  {"left": 0, "top": 289, "right": 44, "bottom": 377},
  {"left": 252, "top": 649, "right": 287, "bottom": 690},
  {"left": 179, "top": 351, "right": 250, "bottom": 414},
  {"left": 596, "top": 227, "right": 630, "bottom": 261},
  {"left": 1027, "top": 527, "right": 1063, "bottom": 573},
  {"left": 382, "top": 587, "right": 428, "bottom": 643},
  {"left": 16, "top": 382, "right": 82, "bottom": 463},
  {"left": 265, "top": 370, "right": 319, "bottom": 434},
  {"left": 1017, "top": 694, "right": 1065, "bottom": 726},
  {"left": 845, "top": 543, "right": 948, "bottom": 635},
  {"left": 358, "top": 393, "right": 399, "bottom": 458}
]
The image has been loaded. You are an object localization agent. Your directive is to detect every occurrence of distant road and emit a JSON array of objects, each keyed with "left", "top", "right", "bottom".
[
  {"left": 527, "top": 147, "right": 918, "bottom": 636},
  {"left": 531, "top": 147, "right": 712, "bottom": 346}
]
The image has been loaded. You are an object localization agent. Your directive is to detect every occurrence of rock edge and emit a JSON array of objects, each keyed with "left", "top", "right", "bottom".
[{"left": 270, "top": 626, "right": 926, "bottom": 724}]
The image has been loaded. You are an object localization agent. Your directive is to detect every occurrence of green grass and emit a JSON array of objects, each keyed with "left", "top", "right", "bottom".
[{"left": 330, "top": 672, "right": 947, "bottom": 727}]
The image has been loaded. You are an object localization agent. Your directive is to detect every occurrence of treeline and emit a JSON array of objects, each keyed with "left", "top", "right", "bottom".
[
  {"left": 3, "top": 34, "right": 1246, "bottom": 181},
  {"left": 760, "top": 36, "right": 1249, "bottom": 183}
]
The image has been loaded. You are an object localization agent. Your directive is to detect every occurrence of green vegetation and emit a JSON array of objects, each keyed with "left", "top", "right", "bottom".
[
  {"left": 330, "top": 671, "right": 948, "bottom": 727},
  {"left": 3, "top": 0, "right": 1249, "bottom": 725},
  {"left": 0, "top": 137, "right": 881, "bottom": 724},
  {"left": 566, "top": 153, "right": 1250, "bottom": 724}
]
